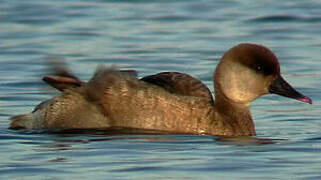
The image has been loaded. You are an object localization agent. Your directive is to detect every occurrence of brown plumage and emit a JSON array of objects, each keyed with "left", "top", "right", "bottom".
[{"left": 9, "top": 43, "right": 312, "bottom": 136}]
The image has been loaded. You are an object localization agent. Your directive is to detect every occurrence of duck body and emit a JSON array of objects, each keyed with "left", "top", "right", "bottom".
[{"left": 10, "top": 43, "right": 312, "bottom": 136}]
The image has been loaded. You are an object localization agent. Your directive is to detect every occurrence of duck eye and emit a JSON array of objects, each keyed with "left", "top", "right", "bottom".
[{"left": 256, "top": 65, "right": 263, "bottom": 72}]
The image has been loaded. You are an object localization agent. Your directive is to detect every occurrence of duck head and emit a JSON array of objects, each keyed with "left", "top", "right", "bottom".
[{"left": 214, "top": 43, "right": 312, "bottom": 105}]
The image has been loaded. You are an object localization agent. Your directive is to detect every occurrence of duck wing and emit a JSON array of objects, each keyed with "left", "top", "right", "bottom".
[
  {"left": 42, "top": 58, "right": 83, "bottom": 91},
  {"left": 43, "top": 75, "right": 83, "bottom": 91},
  {"left": 43, "top": 61, "right": 138, "bottom": 92},
  {"left": 141, "top": 72, "right": 214, "bottom": 104}
]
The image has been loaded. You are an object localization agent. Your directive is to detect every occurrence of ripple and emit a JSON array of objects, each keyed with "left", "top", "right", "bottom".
[
  {"left": 246, "top": 15, "right": 321, "bottom": 23},
  {"left": 1, "top": 81, "right": 43, "bottom": 88},
  {"left": 148, "top": 15, "right": 196, "bottom": 22},
  {"left": 56, "top": 31, "right": 101, "bottom": 38},
  {"left": 3, "top": 3, "right": 62, "bottom": 25},
  {"left": 0, "top": 168, "right": 70, "bottom": 175}
]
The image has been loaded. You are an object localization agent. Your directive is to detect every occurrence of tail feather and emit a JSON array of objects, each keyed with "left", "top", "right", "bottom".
[{"left": 10, "top": 114, "right": 34, "bottom": 130}]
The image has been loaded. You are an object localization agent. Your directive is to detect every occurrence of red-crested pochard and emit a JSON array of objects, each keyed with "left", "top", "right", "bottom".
[{"left": 10, "top": 43, "right": 312, "bottom": 136}]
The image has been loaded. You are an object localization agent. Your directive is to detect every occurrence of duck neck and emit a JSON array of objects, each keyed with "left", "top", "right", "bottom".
[{"left": 211, "top": 92, "right": 256, "bottom": 136}]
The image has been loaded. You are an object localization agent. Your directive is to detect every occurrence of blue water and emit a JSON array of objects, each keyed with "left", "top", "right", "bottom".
[{"left": 1, "top": 0, "right": 320, "bottom": 179}]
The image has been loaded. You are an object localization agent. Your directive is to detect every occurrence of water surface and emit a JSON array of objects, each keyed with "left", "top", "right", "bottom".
[{"left": 0, "top": 0, "right": 320, "bottom": 179}]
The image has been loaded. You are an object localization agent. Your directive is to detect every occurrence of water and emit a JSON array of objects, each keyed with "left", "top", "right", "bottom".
[{"left": 0, "top": 0, "right": 320, "bottom": 179}]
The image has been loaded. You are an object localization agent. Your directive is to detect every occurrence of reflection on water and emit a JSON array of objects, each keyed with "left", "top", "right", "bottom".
[
  {"left": 0, "top": 0, "right": 320, "bottom": 179},
  {"left": 39, "top": 129, "right": 282, "bottom": 147},
  {"left": 5, "top": 129, "right": 320, "bottom": 179}
]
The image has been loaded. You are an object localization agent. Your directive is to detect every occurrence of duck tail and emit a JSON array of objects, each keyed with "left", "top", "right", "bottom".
[{"left": 9, "top": 114, "right": 33, "bottom": 130}]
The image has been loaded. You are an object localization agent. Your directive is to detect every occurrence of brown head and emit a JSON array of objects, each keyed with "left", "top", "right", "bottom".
[{"left": 214, "top": 43, "right": 312, "bottom": 105}]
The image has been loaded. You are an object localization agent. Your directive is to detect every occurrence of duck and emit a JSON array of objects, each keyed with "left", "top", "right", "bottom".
[{"left": 9, "top": 43, "right": 312, "bottom": 136}]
